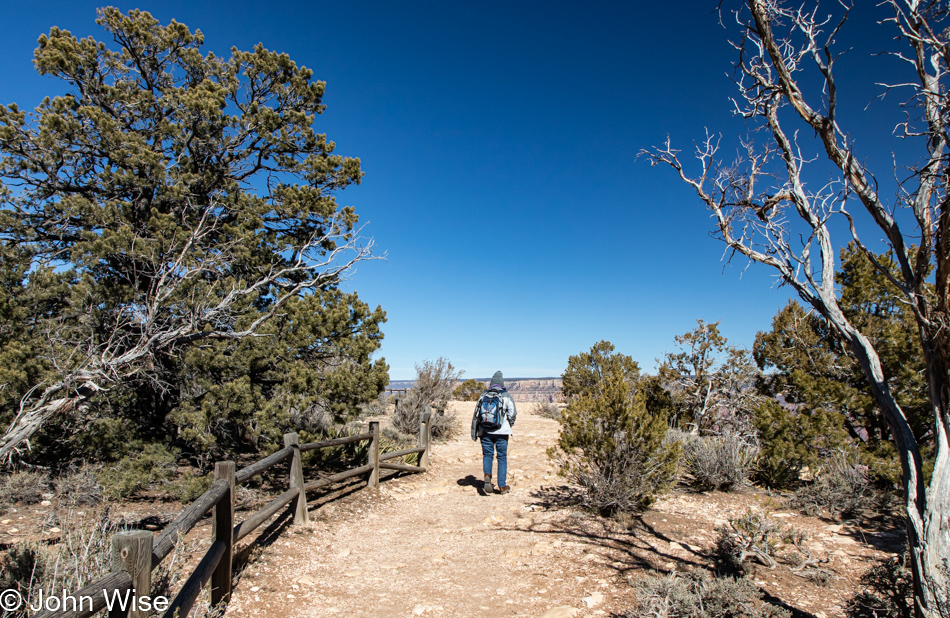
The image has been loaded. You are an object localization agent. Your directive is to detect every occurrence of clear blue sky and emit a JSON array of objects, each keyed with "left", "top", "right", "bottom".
[{"left": 0, "top": 1, "right": 905, "bottom": 379}]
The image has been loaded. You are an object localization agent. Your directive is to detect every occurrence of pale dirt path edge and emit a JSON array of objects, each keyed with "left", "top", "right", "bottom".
[
  {"left": 220, "top": 402, "right": 887, "bottom": 618},
  {"left": 222, "top": 402, "right": 627, "bottom": 618}
]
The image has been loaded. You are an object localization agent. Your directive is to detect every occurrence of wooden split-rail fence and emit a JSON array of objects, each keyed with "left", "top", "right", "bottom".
[{"left": 33, "top": 410, "right": 435, "bottom": 618}]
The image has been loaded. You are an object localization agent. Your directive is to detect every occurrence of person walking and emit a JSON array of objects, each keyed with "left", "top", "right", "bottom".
[{"left": 471, "top": 371, "right": 517, "bottom": 495}]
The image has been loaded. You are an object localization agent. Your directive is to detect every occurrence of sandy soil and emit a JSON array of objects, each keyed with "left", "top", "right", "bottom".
[{"left": 221, "top": 403, "right": 902, "bottom": 618}]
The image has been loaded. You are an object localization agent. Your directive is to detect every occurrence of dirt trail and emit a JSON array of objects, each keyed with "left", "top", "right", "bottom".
[
  {"left": 224, "top": 402, "right": 631, "bottom": 618},
  {"left": 223, "top": 403, "right": 896, "bottom": 618}
]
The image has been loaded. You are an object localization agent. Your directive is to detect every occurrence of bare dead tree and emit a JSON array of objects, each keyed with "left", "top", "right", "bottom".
[{"left": 643, "top": 1, "right": 950, "bottom": 615}]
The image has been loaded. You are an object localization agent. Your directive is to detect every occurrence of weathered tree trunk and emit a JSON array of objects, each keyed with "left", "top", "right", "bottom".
[
  {"left": 918, "top": 287, "right": 950, "bottom": 616},
  {"left": 828, "top": 299, "right": 947, "bottom": 617},
  {"left": 920, "top": 450, "right": 950, "bottom": 616},
  {"left": 0, "top": 391, "right": 88, "bottom": 462}
]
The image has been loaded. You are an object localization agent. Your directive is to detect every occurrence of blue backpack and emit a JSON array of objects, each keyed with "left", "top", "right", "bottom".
[{"left": 476, "top": 391, "right": 505, "bottom": 432}]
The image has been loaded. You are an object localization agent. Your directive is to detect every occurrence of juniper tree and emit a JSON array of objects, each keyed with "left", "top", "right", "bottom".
[
  {"left": 0, "top": 8, "right": 383, "bottom": 463},
  {"left": 754, "top": 246, "right": 930, "bottom": 486},
  {"left": 561, "top": 339, "right": 640, "bottom": 400},
  {"left": 659, "top": 320, "right": 760, "bottom": 433},
  {"left": 554, "top": 342, "right": 679, "bottom": 515},
  {"left": 453, "top": 379, "right": 485, "bottom": 401},
  {"left": 644, "top": 1, "right": 950, "bottom": 612}
]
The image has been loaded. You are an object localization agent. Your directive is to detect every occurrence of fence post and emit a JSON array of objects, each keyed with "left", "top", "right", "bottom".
[
  {"left": 110, "top": 530, "right": 152, "bottom": 618},
  {"left": 368, "top": 420, "right": 380, "bottom": 490},
  {"left": 284, "top": 432, "right": 310, "bottom": 525},
  {"left": 210, "top": 461, "right": 235, "bottom": 607},
  {"left": 419, "top": 406, "right": 431, "bottom": 471}
]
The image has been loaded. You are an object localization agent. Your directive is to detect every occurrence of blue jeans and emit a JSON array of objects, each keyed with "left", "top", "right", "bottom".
[{"left": 481, "top": 434, "right": 509, "bottom": 488}]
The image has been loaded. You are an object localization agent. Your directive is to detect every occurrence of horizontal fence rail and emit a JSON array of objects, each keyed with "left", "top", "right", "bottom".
[
  {"left": 152, "top": 479, "right": 230, "bottom": 567},
  {"left": 299, "top": 431, "right": 374, "bottom": 453},
  {"left": 234, "top": 446, "right": 293, "bottom": 484},
  {"left": 33, "top": 408, "right": 434, "bottom": 618},
  {"left": 379, "top": 446, "right": 425, "bottom": 461}
]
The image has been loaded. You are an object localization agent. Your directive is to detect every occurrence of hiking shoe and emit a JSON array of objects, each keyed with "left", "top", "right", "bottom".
[
  {"left": 497, "top": 485, "right": 510, "bottom": 495},
  {"left": 483, "top": 474, "right": 493, "bottom": 494}
]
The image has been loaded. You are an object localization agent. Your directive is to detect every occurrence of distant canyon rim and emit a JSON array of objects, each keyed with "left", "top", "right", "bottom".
[{"left": 386, "top": 378, "right": 563, "bottom": 403}]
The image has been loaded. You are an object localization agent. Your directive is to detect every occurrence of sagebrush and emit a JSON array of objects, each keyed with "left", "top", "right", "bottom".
[
  {"left": 0, "top": 508, "right": 219, "bottom": 618},
  {"left": 715, "top": 511, "right": 784, "bottom": 573},
  {"left": 1, "top": 471, "right": 50, "bottom": 506},
  {"left": 535, "top": 401, "right": 564, "bottom": 420},
  {"left": 681, "top": 427, "right": 759, "bottom": 492},
  {"left": 391, "top": 358, "right": 460, "bottom": 440},
  {"left": 626, "top": 569, "right": 790, "bottom": 618},
  {"left": 790, "top": 448, "right": 868, "bottom": 518}
]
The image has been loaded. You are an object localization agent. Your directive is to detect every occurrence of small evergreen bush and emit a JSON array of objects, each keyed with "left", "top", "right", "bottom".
[
  {"left": 96, "top": 443, "right": 179, "bottom": 499},
  {"left": 452, "top": 378, "right": 485, "bottom": 401},
  {"left": 551, "top": 344, "right": 679, "bottom": 515},
  {"left": 752, "top": 399, "right": 850, "bottom": 489},
  {"left": 174, "top": 473, "right": 213, "bottom": 502}
]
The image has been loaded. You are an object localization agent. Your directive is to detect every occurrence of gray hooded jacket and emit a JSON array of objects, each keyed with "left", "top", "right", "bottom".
[{"left": 471, "top": 387, "right": 517, "bottom": 440}]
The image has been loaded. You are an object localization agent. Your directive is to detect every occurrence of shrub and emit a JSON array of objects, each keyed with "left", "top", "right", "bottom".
[
  {"left": 551, "top": 344, "right": 680, "bottom": 515},
  {"left": 0, "top": 545, "right": 44, "bottom": 609},
  {"left": 1, "top": 471, "right": 50, "bottom": 505},
  {"left": 790, "top": 448, "right": 868, "bottom": 518},
  {"left": 174, "top": 473, "right": 213, "bottom": 502},
  {"left": 715, "top": 511, "right": 784, "bottom": 573},
  {"left": 0, "top": 509, "right": 121, "bottom": 617},
  {"left": 626, "top": 569, "right": 791, "bottom": 618},
  {"left": 382, "top": 424, "right": 415, "bottom": 447},
  {"left": 96, "top": 443, "right": 179, "bottom": 499},
  {"left": 290, "top": 402, "right": 336, "bottom": 435},
  {"left": 392, "top": 357, "right": 461, "bottom": 440},
  {"left": 535, "top": 401, "right": 563, "bottom": 420},
  {"left": 752, "top": 399, "right": 850, "bottom": 489},
  {"left": 683, "top": 428, "right": 759, "bottom": 491},
  {"left": 453, "top": 378, "right": 485, "bottom": 401},
  {"left": 300, "top": 422, "right": 374, "bottom": 470},
  {"left": 0, "top": 508, "right": 209, "bottom": 618},
  {"left": 56, "top": 467, "right": 103, "bottom": 506},
  {"left": 845, "top": 552, "right": 913, "bottom": 618}
]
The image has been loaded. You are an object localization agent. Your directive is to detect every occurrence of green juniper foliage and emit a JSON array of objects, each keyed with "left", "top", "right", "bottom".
[
  {"left": 751, "top": 398, "right": 848, "bottom": 489},
  {"left": 453, "top": 378, "right": 485, "bottom": 402},
  {"left": 753, "top": 245, "right": 930, "bottom": 486},
  {"left": 561, "top": 339, "right": 641, "bottom": 400},
  {"left": 0, "top": 8, "right": 386, "bottom": 472},
  {"left": 553, "top": 341, "right": 679, "bottom": 515}
]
